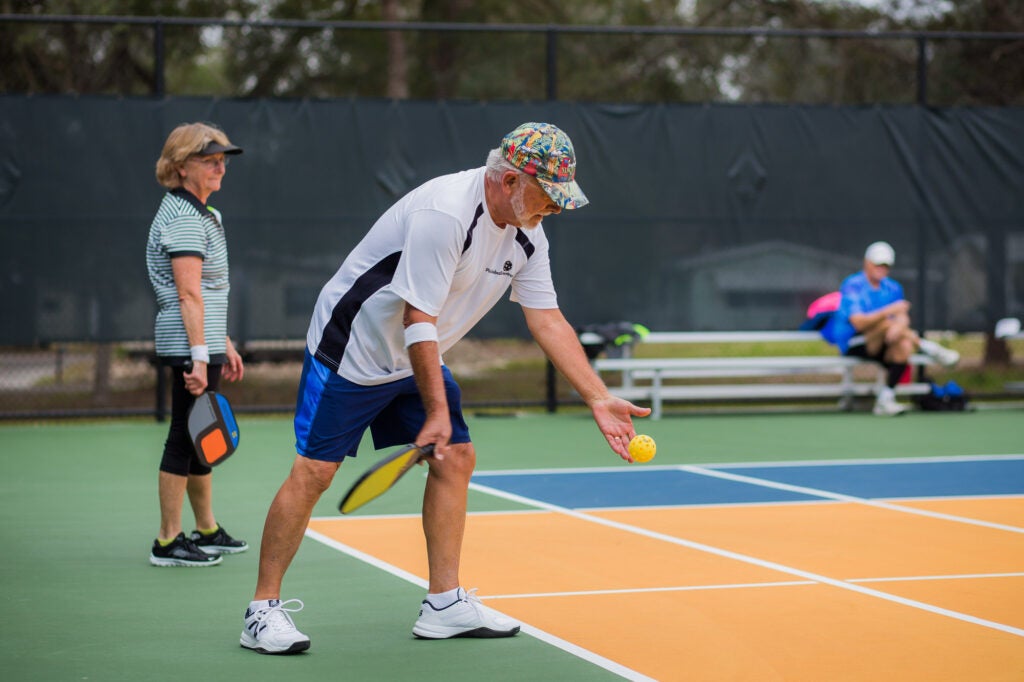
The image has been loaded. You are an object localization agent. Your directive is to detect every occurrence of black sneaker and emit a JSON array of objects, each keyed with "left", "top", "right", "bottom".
[
  {"left": 150, "top": 533, "right": 223, "bottom": 567},
  {"left": 190, "top": 525, "right": 249, "bottom": 555}
]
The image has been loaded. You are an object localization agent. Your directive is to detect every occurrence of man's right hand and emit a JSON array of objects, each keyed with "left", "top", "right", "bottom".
[{"left": 887, "top": 300, "right": 910, "bottom": 315}]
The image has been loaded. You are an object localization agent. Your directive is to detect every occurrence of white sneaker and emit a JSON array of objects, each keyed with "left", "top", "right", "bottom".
[
  {"left": 873, "top": 389, "right": 908, "bottom": 416},
  {"left": 413, "top": 588, "right": 520, "bottom": 639},
  {"left": 929, "top": 346, "right": 960, "bottom": 367},
  {"left": 919, "top": 339, "right": 960, "bottom": 367},
  {"left": 240, "top": 599, "right": 311, "bottom": 654}
]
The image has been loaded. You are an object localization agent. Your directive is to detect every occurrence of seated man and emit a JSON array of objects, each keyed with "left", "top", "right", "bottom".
[{"left": 823, "top": 241, "right": 959, "bottom": 416}]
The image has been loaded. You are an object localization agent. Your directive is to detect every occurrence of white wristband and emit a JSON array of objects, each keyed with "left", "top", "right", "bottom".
[
  {"left": 404, "top": 322, "right": 438, "bottom": 348},
  {"left": 190, "top": 344, "right": 210, "bottom": 364}
]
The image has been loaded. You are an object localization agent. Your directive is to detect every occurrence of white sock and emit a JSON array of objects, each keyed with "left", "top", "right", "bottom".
[
  {"left": 425, "top": 587, "right": 462, "bottom": 609},
  {"left": 877, "top": 387, "right": 895, "bottom": 402},
  {"left": 248, "top": 599, "right": 278, "bottom": 613},
  {"left": 918, "top": 339, "right": 941, "bottom": 356}
]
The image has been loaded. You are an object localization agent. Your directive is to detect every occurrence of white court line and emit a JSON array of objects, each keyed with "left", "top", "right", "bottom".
[
  {"left": 711, "top": 453, "right": 1024, "bottom": 469},
  {"left": 575, "top": 500, "right": 839, "bottom": 512},
  {"left": 318, "top": 493, "right": 1022, "bottom": 519},
  {"left": 466, "top": 480, "right": 1024, "bottom": 639},
  {"left": 308, "top": 509, "right": 550, "bottom": 522},
  {"left": 473, "top": 453, "right": 1024, "bottom": 477},
  {"left": 486, "top": 581, "right": 818, "bottom": 600},
  {"left": 850, "top": 571, "right": 1024, "bottom": 584},
  {"left": 303, "top": 528, "right": 657, "bottom": 682},
  {"left": 575, "top": 498, "right": 848, "bottom": 512},
  {"left": 517, "top": 626, "right": 657, "bottom": 682},
  {"left": 680, "top": 465, "right": 1024, "bottom": 534},
  {"left": 305, "top": 528, "right": 427, "bottom": 588},
  {"left": 486, "top": 571, "right": 1024, "bottom": 600},
  {"left": 572, "top": 494, "right": 1024, "bottom": 513}
]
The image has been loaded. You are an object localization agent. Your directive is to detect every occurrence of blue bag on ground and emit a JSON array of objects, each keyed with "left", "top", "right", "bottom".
[{"left": 916, "top": 380, "right": 969, "bottom": 412}]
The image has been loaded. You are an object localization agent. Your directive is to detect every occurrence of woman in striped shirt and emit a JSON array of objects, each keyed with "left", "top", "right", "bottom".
[{"left": 145, "top": 122, "right": 247, "bottom": 567}]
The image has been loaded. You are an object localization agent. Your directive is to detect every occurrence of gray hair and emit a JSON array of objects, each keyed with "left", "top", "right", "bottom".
[{"left": 485, "top": 148, "right": 523, "bottom": 180}]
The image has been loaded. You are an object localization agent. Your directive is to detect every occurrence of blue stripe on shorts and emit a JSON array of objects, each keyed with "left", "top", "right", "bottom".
[{"left": 293, "top": 349, "right": 470, "bottom": 462}]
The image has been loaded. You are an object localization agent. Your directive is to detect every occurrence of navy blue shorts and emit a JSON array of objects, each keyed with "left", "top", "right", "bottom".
[
  {"left": 845, "top": 336, "right": 887, "bottom": 363},
  {"left": 293, "top": 350, "right": 471, "bottom": 462}
]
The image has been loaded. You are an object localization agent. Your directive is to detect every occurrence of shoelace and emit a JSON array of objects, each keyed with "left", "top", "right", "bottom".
[
  {"left": 462, "top": 588, "right": 482, "bottom": 606},
  {"left": 255, "top": 599, "right": 305, "bottom": 632},
  {"left": 458, "top": 588, "right": 491, "bottom": 617},
  {"left": 459, "top": 588, "right": 515, "bottom": 627},
  {"left": 183, "top": 537, "right": 208, "bottom": 555}
]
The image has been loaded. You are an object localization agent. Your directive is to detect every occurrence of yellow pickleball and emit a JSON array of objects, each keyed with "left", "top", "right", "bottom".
[{"left": 628, "top": 434, "right": 656, "bottom": 463}]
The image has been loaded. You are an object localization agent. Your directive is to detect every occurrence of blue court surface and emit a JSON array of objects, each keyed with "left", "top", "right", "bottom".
[{"left": 470, "top": 456, "right": 1024, "bottom": 509}]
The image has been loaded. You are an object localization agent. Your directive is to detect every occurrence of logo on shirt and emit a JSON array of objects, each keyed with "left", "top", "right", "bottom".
[{"left": 485, "top": 262, "right": 514, "bottom": 278}]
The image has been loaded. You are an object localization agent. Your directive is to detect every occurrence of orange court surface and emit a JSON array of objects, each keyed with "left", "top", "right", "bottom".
[{"left": 309, "top": 457, "right": 1024, "bottom": 681}]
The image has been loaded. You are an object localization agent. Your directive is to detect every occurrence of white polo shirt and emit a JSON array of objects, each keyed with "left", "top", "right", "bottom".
[{"left": 306, "top": 167, "right": 557, "bottom": 385}]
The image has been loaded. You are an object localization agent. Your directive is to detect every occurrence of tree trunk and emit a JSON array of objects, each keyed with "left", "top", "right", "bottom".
[
  {"left": 983, "top": 333, "right": 1011, "bottom": 365},
  {"left": 383, "top": 0, "right": 409, "bottom": 99},
  {"left": 93, "top": 342, "right": 112, "bottom": 405}
]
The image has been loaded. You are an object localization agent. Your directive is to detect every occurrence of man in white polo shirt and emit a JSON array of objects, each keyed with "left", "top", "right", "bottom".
[{"left": 239, "top": 122, "right": 651, "bottom": 654}]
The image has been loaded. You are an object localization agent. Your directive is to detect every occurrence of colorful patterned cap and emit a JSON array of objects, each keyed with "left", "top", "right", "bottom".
[{"left": 500, "top": 122, "right": 588, "bottom": 210}]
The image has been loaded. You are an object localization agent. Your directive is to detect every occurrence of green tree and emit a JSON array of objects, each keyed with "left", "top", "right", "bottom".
[
  {"left": 925, "top": 0, "right": 1024, "bottom": 106},
  {"left": 0, "top": 0, "right": 1020, "bottom": 105},
  {"left": 0, "top": 0, "right": 241, "bottom": 95}
]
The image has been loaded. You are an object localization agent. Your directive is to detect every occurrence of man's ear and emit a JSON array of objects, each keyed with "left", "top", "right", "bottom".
[{"left": 502, "top": 171, "right": 518, "bottom": 192}]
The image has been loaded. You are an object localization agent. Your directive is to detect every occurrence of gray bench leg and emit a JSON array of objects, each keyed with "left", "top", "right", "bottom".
[
  {"left": 652, "top": 372, "right": 663, "bottom": 420},
  {"left": 838, "top": 366, "right": 854, "bottom": 411}
]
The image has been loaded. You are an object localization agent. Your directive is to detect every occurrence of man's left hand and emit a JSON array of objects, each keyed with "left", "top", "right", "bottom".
[{"left": 591, "top": 397, "right": 652, "bottom": 462}]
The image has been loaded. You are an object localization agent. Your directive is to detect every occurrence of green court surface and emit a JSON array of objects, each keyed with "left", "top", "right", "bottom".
[{"left": 0, "top": 408, "right": 1021, "bottom": 681}]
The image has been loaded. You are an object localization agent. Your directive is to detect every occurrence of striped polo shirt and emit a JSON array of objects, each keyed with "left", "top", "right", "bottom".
[{"left": 146, "top": 188, "right": 230, "bottom": 362}]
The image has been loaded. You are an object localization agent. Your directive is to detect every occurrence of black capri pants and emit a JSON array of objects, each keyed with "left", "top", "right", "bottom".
[{"left": 160, "top": 364, "right": 223, "bottom": 477}]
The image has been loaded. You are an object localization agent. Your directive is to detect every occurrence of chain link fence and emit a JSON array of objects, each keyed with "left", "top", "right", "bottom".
[{"left": 0, "top": 339, "right": 576, "bottom": 420}]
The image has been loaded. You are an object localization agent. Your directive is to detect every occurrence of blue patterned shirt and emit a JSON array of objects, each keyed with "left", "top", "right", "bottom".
[{"left": 822, "top": 271, "right": 905, "bottom": 353}]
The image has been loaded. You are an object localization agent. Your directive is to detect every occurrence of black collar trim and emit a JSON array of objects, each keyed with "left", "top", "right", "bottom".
[{"left": 170, "top": 188, "right": 221, "bottom": 227}]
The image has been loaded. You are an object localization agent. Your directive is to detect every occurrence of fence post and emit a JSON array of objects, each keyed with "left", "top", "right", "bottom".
[
  {"left": 153, "top": 20, "right": 165, "bottom": 97},
  {"left": 545, "top": 359, "right": 558, "bottom": 412},
  {"left": 93, "top": 343, "right": 112, "bottom": 405},
  {"left": 546, "top": 29, "right": 558, "bottom": 101},
  {"left": 155, "top": 364, "right": 167, "bottom": 422},
  {"left": 916, "top": 36, "right": 928, "bottom": 106},
  {"left": 915, "top": 36, "right": 929, "bottom": 336},
  {"left": 984, "top": 227, "right": 1010, "bottom": 364}
]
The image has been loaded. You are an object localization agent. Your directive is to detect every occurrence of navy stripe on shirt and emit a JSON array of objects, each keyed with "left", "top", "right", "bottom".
[
  {"left": 314, "top": 251, "right": 403, "bottom": 371},
  {"left": 514, "top": 228, "right": 535, "bottom": 259},
  {"left": 461, "top": 203, "right": 485, "bottom": 255}
]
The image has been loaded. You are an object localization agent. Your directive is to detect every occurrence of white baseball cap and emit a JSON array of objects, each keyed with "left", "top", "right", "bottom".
[{"left": 864, "top": 241, "right": 895, "bottom": 266}]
